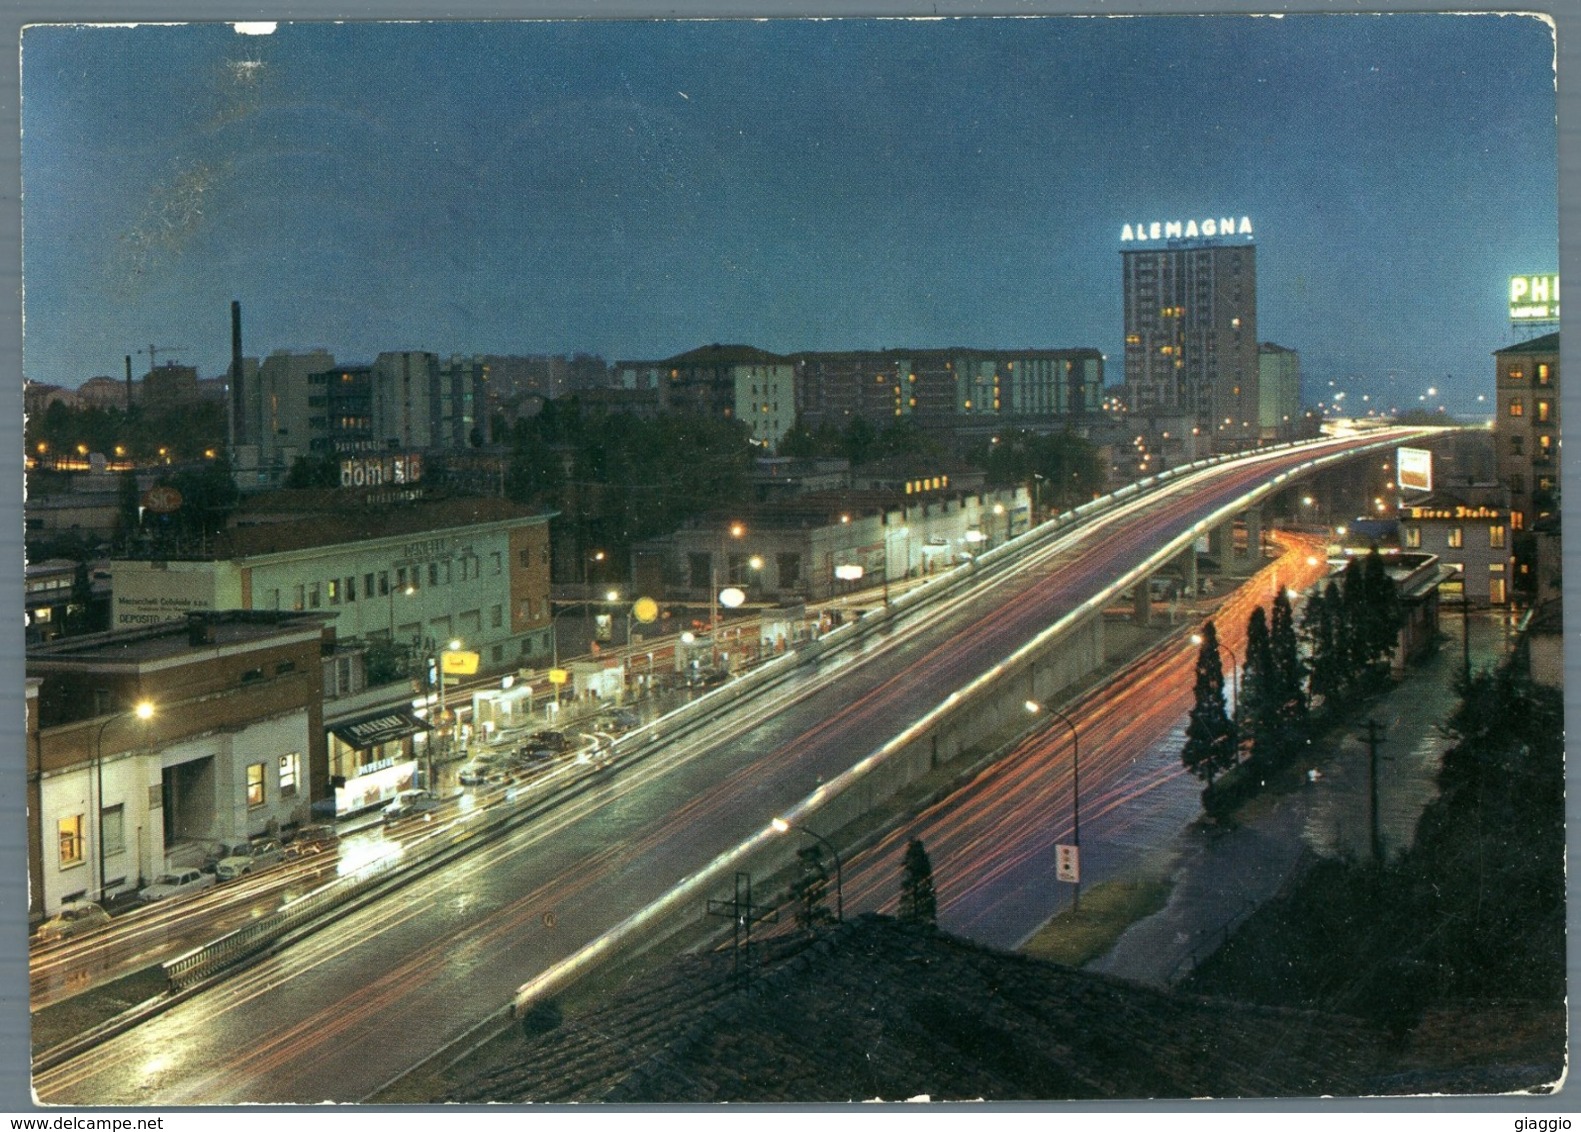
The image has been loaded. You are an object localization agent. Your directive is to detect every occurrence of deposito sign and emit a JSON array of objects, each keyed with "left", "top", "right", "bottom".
[
  {"left": 1397, "top": 447, "right": 1433, "bottom": 493},
  {"left": 1509, "top": 274, "right": 1559, "bottom": 321}
]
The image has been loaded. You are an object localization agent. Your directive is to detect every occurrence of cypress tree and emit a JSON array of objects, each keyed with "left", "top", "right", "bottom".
[
  {"left": 1361, "top": 546, "right": 1403, "bottom": 673},
  {"left": 1270, "top": 587, "right": 1308, "bottom": 739},
  {"left": 1240, "top": 606, "right": 1279, "bottom": 763},
  {"left": 1183, "top": 621, "right": 1239, "bottom": 790},
  {"left": 1302, "top": 580, "right": 1345, "bottom": 709},
  {"left": 899, "top": 838, "right": 938, "bottom": 927}
]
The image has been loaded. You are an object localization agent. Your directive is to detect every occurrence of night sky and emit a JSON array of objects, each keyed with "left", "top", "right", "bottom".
[{"left": 20, "top": 15, "right": 1558, "bottom": 416}]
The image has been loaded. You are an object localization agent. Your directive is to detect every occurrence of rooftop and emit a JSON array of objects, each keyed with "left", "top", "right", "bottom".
[
  {"left": 27, "top": 610, "right": 327, "bottom": 668},
  {"left": 1494, "top": 331, "right": 1559, "bottom": 356},
  {"left": 449, "top": 915, "right": 1391, "bottom": 1103}
]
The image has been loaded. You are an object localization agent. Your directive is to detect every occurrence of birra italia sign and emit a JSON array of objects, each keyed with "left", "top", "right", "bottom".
[{"left": 1121, "top": 216, "right": 1253, "bottom": 243}]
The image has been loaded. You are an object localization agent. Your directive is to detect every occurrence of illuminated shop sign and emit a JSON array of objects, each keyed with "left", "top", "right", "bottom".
[
  {"left": 1509, "top": 274, "right": 1559, "bottom": 321},
  {"left": 340, "top": 453, "right": 424, "bottom": 488},
  {"left": 1396, "top": 447, "right": 1433, "bottom": 493},
  {"left": 1121, "top": 216, "right": 1253, "bottom": 243}
]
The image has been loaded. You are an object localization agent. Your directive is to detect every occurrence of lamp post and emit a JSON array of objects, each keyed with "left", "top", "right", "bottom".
[
  {"left": 95, "top": 700, "right": 154, "bottom": 904},
  {"left": 771, "top": 816, "right": 843, "bottom": 922},
  {"left": 1024, "top": 700, "right": 1080, "bottom": 909},
  {"left": 712, "top": 522, "right": 745, "bottom": 666},
  {"left": 1191, "top": 631, "right": 1240, "bottom": 709},
  {"left": 992, "top": 502, "right": 1006, "bottom": 547}
]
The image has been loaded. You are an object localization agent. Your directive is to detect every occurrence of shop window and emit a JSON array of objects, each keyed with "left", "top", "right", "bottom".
[
  {"left": 247, "top": 763, "right": 266, "bottom": 807},
  {"left": 279, "top": 752, "right": 299, "bottom": 797},
  {"left": 101, "top": 804, "right": 124, "bottom": 857},
  {"left": 58, "top": 815, "right": 84, "bottom": 867}
]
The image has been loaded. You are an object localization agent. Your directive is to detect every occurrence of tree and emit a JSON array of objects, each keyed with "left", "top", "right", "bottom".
[
  {"left": 1269, "top": 587, "right": 1308, "bottom": 740},
  {"left": 791, "top": 845, "right": 833, "bottom": 931},
  {"left": 1182, "top": 621, "right": 1239, "bottom": 790},
  {"left": 1303, "top": 580, "right": 1346, "bottom": 709},
  {"left": 1239, "top": 606, "right": 1279, "bottom": 764},
  {"left": 898, "top": 838, "right": 937, "bottom": 927},
  {"left": 1359, "top": 546, "right": 1403, "bottom": 673}
]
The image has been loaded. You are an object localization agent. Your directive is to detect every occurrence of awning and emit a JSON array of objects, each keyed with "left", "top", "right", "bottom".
[{"left": 330, "top": 707, "right": 431, "bottom": 750}]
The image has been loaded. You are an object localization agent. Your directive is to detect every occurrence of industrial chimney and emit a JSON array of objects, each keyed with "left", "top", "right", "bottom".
[{"left": 230, "top": 300, "right": 245, "bottom": 448}]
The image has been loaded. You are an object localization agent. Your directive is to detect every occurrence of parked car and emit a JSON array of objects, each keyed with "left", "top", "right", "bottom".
[
  {"left": 215, "top": 838, "right": 286, "bottom": 881},
  {"left": 458, "top": 755, "right": 507, "bottom": 786},
  {"left": 599, "top": 709, "right": 640, "bottom": 734},
  {"left": 283, "top": 824, "right": 340, "bottom": 859},
  {"left": 382, "top": 789, "right": 441, "bottom": 821},
  {"left": 201, "top": 840, "right": 253, "bottom": 874},
  {"left": 35, "top": 901, "right": 111, "bottom": 942},
  {"left": 140, "top": 868, "right": 217, "bottom": 903}
]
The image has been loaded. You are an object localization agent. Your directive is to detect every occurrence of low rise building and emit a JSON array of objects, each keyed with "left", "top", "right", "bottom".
[
  {"left": 26, "top": 611, "right": 329, "bottom": 917},
  {"left": 1398, "top": 491, "right": 1513, "bottom": 606}
]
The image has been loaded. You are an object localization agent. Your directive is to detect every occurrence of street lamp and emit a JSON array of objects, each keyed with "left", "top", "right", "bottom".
[
  {"left": 1191, "top": 631, "right": 1240, "bottom": 708},
  {"left": 1024, "top": 699, "right": 1081, "bottom": 909},
  {"left": 771, "top": 816, "right": 843, "bottom": 923},
  {"left": 712, "top": 522, "right": 747, "bottom": 664},
  {"left": 95, "top": 700, "right": 154, "bottom": 903}
]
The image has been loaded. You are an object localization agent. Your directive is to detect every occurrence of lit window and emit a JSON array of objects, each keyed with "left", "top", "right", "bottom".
[
  {"left": 279, "top": 753, "right": 299, "bottom": 797},
  {"left": 58, "top": 815, "right": 84, "bottom": 867},
  {"left": 1508, "top": 399, "right": 1524, "bottom": 417},
  {"left": 247, "top": 763, "right": 266, "bottom": 808},
  {"left": 1537, "top": 363, "right": 1550, "bottom": 385},
  {"left": 1403, "top": 527, "right": 1421, "bottom": 549},
  {"left": 327, "top": 580, "right": 339, "bottom": 605},
  {"left": 1448, "top": 528, "right": 1463, "bottom": 549},
  {"left": 1507, "top": 367, "right": 1524, "bottom": 381},
  {"left": 1489, "top": 525, "right": 1506, "bottom": 549},
  {"left": 1537, "top": 401, "right": 1552, "bottom": 423}
]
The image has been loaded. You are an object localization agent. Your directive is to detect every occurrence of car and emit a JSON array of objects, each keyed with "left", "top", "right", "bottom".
[
  {"left": 140, "top": 868, "right": 217, "bottom": 903},
  {"left": 382, "top": 789, "right": 441, "bottom": 821},
  {"left": 458, "top": 756, "right": 506, "bottom": 786},
  {"left": 215, "top": 838, "right": 286, "bottom": 881},
  {"left": 598, "top": 709, "right": 640, "bottom": 734},
  {"left": 283, "top": 824, "right": 340, "bottom": 859},
  {"left": 201, "top": 840, "right": 253, "bottom": 874},
  {"left": 35, "top": 901, "right": 111, "bottom": 942}
]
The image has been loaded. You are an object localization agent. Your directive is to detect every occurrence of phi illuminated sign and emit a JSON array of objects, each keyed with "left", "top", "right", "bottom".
[
  {"left": 1509, "top": 274, "right": 1559, "bottom": 321},
  {"left": 1121, "top": 216, "right": 1254, "bottom": 243}
]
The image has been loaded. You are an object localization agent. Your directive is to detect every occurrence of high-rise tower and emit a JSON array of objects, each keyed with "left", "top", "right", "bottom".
[{"left": 1121, "top": 216, "right": 1259, "bottom": 447}]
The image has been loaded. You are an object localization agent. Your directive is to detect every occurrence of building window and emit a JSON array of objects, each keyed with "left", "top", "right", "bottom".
[
  {"left": 346, "top": 577, "right": 357, "bottom": 602},
  {"left": 491, "top": 552, "right": 502, "bottom": 575},
  {"left": 279, "top": 752, "right": 299, "bottom": 797},
  {"left": 491, "top": 604, "right": 503, "bottom": 629},
  {"left": 1510, "top": 435, "right": 1524, "bottom": 455},
  {"left": 247, "top": 763, "right": 266, "bottom": 807},
  {"left": 1403, "top": 527, "right": 1421, "bottom": 549},
  {"left": 1447, "top": 528, "right": 1463, "bottom": 549},
  {"left": 1507, "top": 366, "right": 1524, "bottom": 381},
  {"left": 1538, "top": 434, "right": 1554, "bottom": 460},
  {"left": 429, "top": 562, "right": 440, "bottom": 587},
  {"left": 1490, "top": 577, "right": 1507, "bottom": 604},
  {"left": 365, "top": 573, "right": 376, "bottom": 597},
  {"left": 1537, "top": 400, "right": 1552, "bottom": 423},
  {"left": 1490, "top": 525, "right": 1506, "bottom": 549},
  {"left": 378, "top": 571, "right": 390, "bottom": 596},
  {"left": 1537, "top": 363, "right": 1551, "bottom": 385},
  {"left": 1508, "top": 399, "right": 1524, "bottom": 417},
  {"left": 327, "top": 579, "right": 339, "bottom": 605},
  {"left": 58, "top": 815, "right": 85, "bottom": 867},
  {"left": 101, "top": 804, "right": 125, "bottom": 857},
  {"left": 293, "top": 584, "right": 305, "bottom": 611},
  {"left": 308, "top": 583, "right": 321, "bottom": 609},
  {"left": 396, "top": 567, "right": 408, "bottom": 590},
  {"left": 778, "top": 553, "right": 802, "bottom": 588}
]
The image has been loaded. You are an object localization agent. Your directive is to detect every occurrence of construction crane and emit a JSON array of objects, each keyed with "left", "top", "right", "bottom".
[{"left": 136, "top": 343, "right": 190, "bottom": 374}]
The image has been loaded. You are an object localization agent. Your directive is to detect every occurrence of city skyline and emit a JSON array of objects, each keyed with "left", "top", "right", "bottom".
[{"left": 21, "top": 16, "right": 1558, "bottom": 415}]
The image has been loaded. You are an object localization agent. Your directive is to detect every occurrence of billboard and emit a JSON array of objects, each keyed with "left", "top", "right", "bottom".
[
  {"left": 1397, "top": 447, "right": 1433, "bottom": 493},
  {"left": 1509, "top": 274, "right": 1559, "bottom": 321}
]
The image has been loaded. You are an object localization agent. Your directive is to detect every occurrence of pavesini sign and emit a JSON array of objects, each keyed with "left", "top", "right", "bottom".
[
  {"left": 1509, "top": 274, "right": 1559, "bottom": 321},
  {"left": 1121, "top": 217, "right": 1254, "bottom": 243}
]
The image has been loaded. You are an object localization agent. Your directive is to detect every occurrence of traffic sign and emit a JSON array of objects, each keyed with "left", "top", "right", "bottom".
[{"left": 1056, "top": 843, "right": 1080, "bottom": 884}]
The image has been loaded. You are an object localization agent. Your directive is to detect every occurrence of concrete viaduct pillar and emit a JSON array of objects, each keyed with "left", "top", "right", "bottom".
[{"left": 1178, "top": 543, "right": 1198, "bottom": 597}]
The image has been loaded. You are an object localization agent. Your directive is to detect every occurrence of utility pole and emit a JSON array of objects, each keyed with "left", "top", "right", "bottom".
[
  {"left": 1361, "top": 719, "right": 1385, "bottom": 866},
  {"left": 705, "top": 872, "right": 777, "bottom": 980}
]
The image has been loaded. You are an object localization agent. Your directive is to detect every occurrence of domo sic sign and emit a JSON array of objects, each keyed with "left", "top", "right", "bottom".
[
  {"left": 340, "top": 453, "right": 424, "bottom": 488},
  {"left": 1121, "top": 216, "right": 1254, "bottom": 243}
]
